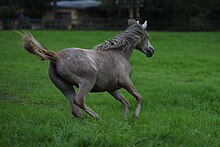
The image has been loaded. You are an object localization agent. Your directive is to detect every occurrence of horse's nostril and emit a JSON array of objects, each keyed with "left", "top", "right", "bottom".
[
  {"left": 149, "top": 47, "right": 154, "bottom": 54},
  {"left": 144, "top": 47, "right": 154, "bottom": 57}
]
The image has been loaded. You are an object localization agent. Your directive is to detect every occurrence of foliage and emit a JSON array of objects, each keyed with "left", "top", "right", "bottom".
[
  {"left": 0, "top": 0, "right": 52, "bottom": 18},
  {"left": 141, "top": 0, "right": 220, "bottom": 30},
  {"left": 0, "top": 30, "right": 220, "bottom": 146},
  {"left": 101, "top": 0, "right": 220, "bottom": 30}
]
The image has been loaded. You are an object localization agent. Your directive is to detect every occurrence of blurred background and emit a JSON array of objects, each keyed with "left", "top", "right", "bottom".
[{"left": 0, "top": 0, "right": 220, "bottom": 31}]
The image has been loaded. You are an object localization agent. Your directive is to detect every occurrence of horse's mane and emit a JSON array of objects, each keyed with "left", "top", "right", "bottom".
[{"left": 95, "top": 24, "right": 145, "bottom": 51}]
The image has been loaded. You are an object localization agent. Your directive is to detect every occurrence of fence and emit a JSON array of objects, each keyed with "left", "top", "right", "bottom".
[
  {"left": 0, "top": 18, "right": 219, "bottom": 31},
  {"left": 0, "top": 18, "right": 127, "bottom": 30}
]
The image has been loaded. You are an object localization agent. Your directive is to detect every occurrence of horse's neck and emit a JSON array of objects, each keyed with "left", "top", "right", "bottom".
[
  {"left": 121, "top": 46, "right": 134, "bottom": 60},
  {"left": 109, "top": 47, "right": 134, "bottom": 60}
]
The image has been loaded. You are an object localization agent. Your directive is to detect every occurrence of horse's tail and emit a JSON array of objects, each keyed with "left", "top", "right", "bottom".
[{"left": 18, "top": 30, "right": 59, "bottom": 61}]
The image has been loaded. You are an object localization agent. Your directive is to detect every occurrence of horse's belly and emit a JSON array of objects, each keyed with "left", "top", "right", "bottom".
[
  {"left": 91, "top": 84, "right": 122, "bottom": 92},
  {"left": 91, "top": 77, "right": 122, "bottom": 92}
]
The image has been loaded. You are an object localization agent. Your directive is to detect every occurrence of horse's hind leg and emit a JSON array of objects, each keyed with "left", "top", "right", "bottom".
[
  {"left": 108, "top": 91, "right": 130, "bottom": 119},
  {"left": 73, "top": 80, "right": 100, "bottom": 119},
  {"left": 48, "top": 64, "right": 82, "bottom": 118}
]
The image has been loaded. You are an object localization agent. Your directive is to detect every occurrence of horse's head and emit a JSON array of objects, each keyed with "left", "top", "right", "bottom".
[{"left": 128, "top": 19, "right": 155, "bottom": 57}]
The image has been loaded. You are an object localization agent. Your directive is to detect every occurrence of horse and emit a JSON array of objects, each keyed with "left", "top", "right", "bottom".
[{"left": 20, "top": 19, "right": 155, "bottom": 120}]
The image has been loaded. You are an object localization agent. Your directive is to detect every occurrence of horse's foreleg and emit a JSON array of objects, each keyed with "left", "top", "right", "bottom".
[
  {"left": 48, "top": 64, "right": 82, "bottom": 118},
  {"left": 108, "top": 91, "right": 130, "bottom": 120},
  {"left": 73, "top": 80, "right": 100, "bottom": 119},
  {"left": 121, "top": 79, "right": 143, "bottom": 119}
]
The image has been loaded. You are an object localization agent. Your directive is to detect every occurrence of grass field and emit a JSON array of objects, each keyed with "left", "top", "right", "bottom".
[{"left": 0, "top": 30, "right": 220, "bottom": 146}]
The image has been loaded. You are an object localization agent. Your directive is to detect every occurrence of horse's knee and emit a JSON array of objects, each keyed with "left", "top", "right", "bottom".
[
  {"left": 137, "top": 96, "right": 143, "bottom": 105},
  {"left": 72, "top": 111, "right": 82, "bottom": 118},
  {"left": 71, "top": 105, "right": 83, "bottom": 117}
]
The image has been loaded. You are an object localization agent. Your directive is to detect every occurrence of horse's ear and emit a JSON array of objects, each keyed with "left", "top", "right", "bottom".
[
  {"left": 128, "top": 19, "right": 137, "bottom": 26},
  {"left": 142, "top": 21, "right": 147, "bottom": 29}
]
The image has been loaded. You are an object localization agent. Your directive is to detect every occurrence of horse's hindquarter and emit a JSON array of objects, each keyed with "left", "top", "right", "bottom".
[
  {"left": 55, "top": 48, "right": 131, "bottom": 92},
  {"left": 56, "top": 48, "right": 98, "bottom": 83}
]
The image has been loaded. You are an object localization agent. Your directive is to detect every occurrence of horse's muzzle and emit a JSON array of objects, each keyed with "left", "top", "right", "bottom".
[{"left": 145, "top": 47, "right": 154, "bottom": 57}]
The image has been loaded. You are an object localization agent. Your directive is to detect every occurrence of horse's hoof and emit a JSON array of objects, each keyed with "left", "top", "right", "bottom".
[
  {"left": 80, "top": 118, "right": 87, "bottom": 124},
  {"left": 96, "top": 117, "right": 101, "bottom": 121}
]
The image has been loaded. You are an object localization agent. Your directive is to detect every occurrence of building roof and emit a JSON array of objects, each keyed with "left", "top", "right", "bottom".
[{"left": 55, "top": 0, "right": 101, "bottom": 9}]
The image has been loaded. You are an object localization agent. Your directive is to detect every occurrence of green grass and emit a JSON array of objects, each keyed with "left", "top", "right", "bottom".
[{"left": 0, "top": 30, "right": 220, "bottom": 146}]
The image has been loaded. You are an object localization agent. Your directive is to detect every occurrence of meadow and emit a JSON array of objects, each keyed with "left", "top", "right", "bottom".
[{"left": 0, "top": 30, "right": 219, "bottom": 146}]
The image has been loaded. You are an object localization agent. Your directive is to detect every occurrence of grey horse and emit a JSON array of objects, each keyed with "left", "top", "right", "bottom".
[{"left": 21, "top": 19, "right": 155, "bottom": 120}]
